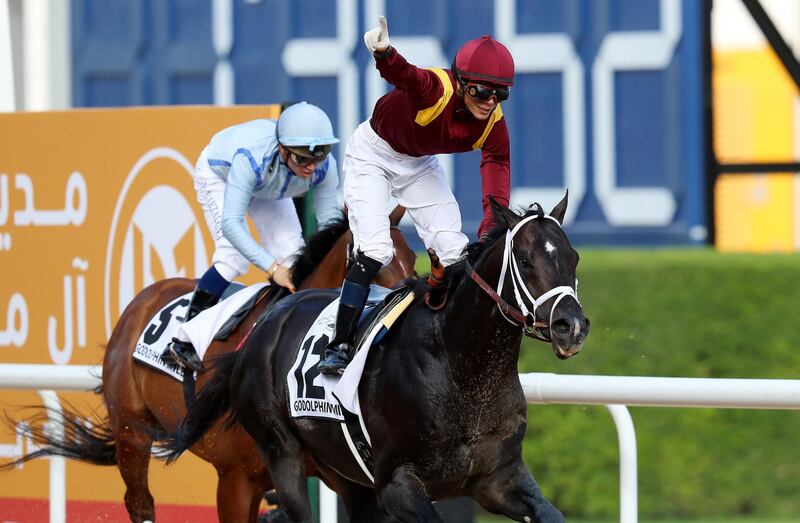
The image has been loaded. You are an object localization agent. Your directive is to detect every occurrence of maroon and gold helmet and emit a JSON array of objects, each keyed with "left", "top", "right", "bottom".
[{"left": 453, "top": 35, "right": 515, "bottom": 87}]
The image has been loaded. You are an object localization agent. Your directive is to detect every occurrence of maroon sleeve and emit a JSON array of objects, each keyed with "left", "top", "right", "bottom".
[
  {"left": 478, "top": 117, "right": 511, "bottom": 239},
  {"left": 374, "top": 47, "right": 443, "bottom": 108}
]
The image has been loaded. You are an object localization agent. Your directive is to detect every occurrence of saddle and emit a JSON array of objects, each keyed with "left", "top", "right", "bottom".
[
  {"left": 213, "top": 284, "right": 279, "bottom": 341},
  {"left": 132, "top": 282, "right": 273, "bottom": 382},
  {"left": 353, "top": 285, "right": 413, "bottom": 351},
  {"left": 287, "top": 283, "right": 415, "bottom": 483},
  {"left": 288, "top": 284, "right": 415, "bottom": 421}
]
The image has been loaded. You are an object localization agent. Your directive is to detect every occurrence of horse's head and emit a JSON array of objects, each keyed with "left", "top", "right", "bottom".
[{"left": 487, "top": 192, "right": 590, "bottom": 359}]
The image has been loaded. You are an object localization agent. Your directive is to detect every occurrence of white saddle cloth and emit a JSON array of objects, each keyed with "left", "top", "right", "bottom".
[{"left": 132, "top": 283, "right": 268, "bottom": 380}]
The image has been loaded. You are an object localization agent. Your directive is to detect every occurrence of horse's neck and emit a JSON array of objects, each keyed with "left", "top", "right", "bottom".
[
  {"left": 440, "top": 247, "right": 523, "bottom": 378},
  {"left": 298, "top": 237, "right": 348, "bottom": 290}
]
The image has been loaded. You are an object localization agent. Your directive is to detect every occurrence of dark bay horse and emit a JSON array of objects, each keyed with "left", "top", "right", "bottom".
[
  {"left": 163, "top": 194, "right": 590, "bottom": 523},
  {"left": 3, "top": 210, "right": 415, "bottom": 523}
]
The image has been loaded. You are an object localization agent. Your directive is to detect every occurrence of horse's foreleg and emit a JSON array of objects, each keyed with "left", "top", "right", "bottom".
[
  {"left": 313, "top": 460, "right": 384, "bottom": 523},
  {"left": 215, "top": 466, "right": 264, "bottom": 523},
  {"left": 472, "top": 461, "right": 563, "bottom": 523},
  {"left": 114, "top": 425, "right": 155, "bottom": 523},
  {"left": 378, "top": 465, "right": 443, "bottom": 523},
  {"left": 340, "top": 482, "right": 386, "bottom": 523},
  {"left": 259, "top": 441, "right": 313, "bottom": 523}
]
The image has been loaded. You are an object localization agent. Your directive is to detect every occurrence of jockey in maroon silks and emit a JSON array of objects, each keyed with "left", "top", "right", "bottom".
[{"left": 318, "top": 16, "right": 515, "bottom": 375}]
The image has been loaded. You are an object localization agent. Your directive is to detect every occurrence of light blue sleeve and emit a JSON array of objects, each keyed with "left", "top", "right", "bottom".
[
  {"left": 313, "top": 155, "right": 342, "bottom": 228},
  {"left": 221, "top": 152, "right": 275, "bottom": 271}
]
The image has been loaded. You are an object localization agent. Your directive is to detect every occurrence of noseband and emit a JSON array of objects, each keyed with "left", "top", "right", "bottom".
[{"left": 467, "top": 214, "right": 578, "bottom": 342}]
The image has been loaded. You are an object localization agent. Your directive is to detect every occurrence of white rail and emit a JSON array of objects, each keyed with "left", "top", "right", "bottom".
[
  {"left": 0, "top": 364, "right": 100, "bottom": 523},
  {"left": 521, "top": 372, "right": 800, "bottom": 523},
  {"left": 0, "top": 364, "right": 102, "bottom": 390},
  {"left": 3, "top": 365, "right": 800, "bottom": 523},
  {"left": 521, "top": 372, "right": 800, "bottom": 409}
]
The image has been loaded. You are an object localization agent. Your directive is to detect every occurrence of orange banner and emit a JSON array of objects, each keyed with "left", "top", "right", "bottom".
[{"left": 0, "top": 105, "right": 280, "bottom": 514}]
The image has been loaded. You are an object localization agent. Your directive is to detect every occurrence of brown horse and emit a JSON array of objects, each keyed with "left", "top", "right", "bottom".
[{"left": 3, "top": 210, "right": 415, "bottom": 523}]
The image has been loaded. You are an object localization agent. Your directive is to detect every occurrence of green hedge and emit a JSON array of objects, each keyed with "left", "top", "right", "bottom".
[{"left": 417, "top": 248, "right": 800, "bottom": 519}]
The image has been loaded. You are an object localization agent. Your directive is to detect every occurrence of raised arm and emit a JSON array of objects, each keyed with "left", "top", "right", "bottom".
[
  {"left": 478, "top": 118, "right": 511, "bottom": 239},
  {"left": 365, "top": 16, "right": 442, "bottom": 106}
]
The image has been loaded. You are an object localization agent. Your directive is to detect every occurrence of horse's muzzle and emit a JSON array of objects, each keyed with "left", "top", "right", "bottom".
[{"left": 549, "top": 305, "right": 590, "bottom": 359}]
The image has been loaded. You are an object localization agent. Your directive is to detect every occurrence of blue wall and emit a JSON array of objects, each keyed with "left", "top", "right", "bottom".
[{"left": 72, "top": 0, "right": 705, "bottom": 245}]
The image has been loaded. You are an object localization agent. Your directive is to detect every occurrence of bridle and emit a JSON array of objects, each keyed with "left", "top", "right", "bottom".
[{"left": 466, "top": 213, "right": 578, "bottom": 342}]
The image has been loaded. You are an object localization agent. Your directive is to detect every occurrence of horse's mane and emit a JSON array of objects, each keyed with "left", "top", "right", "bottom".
[
  {"left": 290, "top": 213, "right": 349, "bottom": 287},
  {"left": 406, "top": 205, "right": 542, "bottom": 303}
]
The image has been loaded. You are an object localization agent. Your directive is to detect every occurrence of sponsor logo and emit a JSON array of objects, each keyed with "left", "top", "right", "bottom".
[
  {"left": 293, "top": 398, "right": 343, "bottom": 417},
  {"left": 104, "top": 148, "right": 211, "bottom": 337}
]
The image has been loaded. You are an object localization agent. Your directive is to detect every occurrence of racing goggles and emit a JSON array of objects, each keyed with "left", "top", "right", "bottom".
[
  {"left": 286, "top": 145, "right": 331, "bottom": 166},
  {"left": 463, "top": 82, "right": 509, "bottom": 102}
]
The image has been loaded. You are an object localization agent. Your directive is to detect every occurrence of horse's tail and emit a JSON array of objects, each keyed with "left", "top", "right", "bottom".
[
  {"left": 159, "top": 350, "right": 239, "bottom": 465},
  {"left": 0, "top": 406, "right": 116, "bottom": 470}
]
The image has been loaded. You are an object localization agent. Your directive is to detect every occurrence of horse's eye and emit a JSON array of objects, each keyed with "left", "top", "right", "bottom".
[{"left": 519, "top": 257, "right": 530, "bottom": 268}]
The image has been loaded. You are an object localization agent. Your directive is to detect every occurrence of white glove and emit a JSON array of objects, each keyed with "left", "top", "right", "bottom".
[{"left": 364, "top": 15, "right": 390, "bottom": 53}]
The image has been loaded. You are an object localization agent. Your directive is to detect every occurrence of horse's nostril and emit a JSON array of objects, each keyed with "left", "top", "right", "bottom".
[{"left": 552, "top": 319, "right": 571, "bottom": 337}]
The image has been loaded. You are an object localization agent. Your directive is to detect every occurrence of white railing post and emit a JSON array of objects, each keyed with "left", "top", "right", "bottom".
[
  {"left": 521, "top": 372, "right": 800, "bottom": 523},
  {"left": 0, "top": 365, "right": 99, "bottom": 522},
  {"left": 319, "top": 481, "right": 338, "bottom": 523},
  {"left": 0, "top": 0, "right": 15, "bottom": 111},
  {"left": 38, "top": 390, "right": 66, "bottom": 523},
  {"left": 606, "top": 404, "right": 637, "bottom": 523}
]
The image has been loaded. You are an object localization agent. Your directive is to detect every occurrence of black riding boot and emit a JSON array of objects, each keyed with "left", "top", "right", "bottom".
[
  {"left": 161, "top": 286, "right": 220, "bottom": 372},
  {"left": 317, "top": 252, "right": 382, "bottom": 376},
  {"left": 316, "top": 280, "right": 371, "bottom": 376}
]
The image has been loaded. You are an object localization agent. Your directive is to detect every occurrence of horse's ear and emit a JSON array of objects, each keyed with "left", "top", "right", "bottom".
[
  {"left": 490, "top": 196, "right": 521, "bottom": 230},
  {"left": 389, "top": 205, "right": 406, "bottom": 226},
  {"left": 549, "top": 190, "right": 569, "bottom": 225}
]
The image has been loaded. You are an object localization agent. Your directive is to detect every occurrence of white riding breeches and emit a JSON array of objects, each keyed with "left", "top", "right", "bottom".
[
  {"left": 343, "top": 121, "right": 469, "bottom": 267},
  {"left": 194, "top": 148, "right": 305, "bottom": 281}
]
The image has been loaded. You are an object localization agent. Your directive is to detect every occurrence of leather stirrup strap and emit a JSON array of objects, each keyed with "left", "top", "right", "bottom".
[
  {"left": 424, "top": 248, "right": 449, "bottom": 310},
  {"left": 182, "top": 370, "right": 196, "bottom": 410},
  {"left": 426, "top": 248, "right": 445, "bottom": 287}
]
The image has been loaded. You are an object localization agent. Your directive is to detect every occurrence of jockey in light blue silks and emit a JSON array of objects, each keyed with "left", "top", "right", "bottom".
[{"left": 163, "top": 102, "right": 341, "bottom": 371}]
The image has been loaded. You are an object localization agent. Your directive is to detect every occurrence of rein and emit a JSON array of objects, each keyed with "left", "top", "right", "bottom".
[
  {"left": 468, "top": 213, "right": 578, "bottom": 342},
  {"left": 466, "top": 261, "right": 543, "bottom": 331}
]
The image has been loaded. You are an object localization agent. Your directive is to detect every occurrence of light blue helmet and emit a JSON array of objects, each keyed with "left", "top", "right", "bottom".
[{"left": 276, "top": 102, "right": 339, "bottom": 156}]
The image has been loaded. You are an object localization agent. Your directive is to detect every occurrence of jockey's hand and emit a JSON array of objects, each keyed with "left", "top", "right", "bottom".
[
  {"left": 268, "top": 263, "right": 296, "bottom": 292},
  {"left": 364, "top": 16, "right": 390, "bottom": 53}
]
